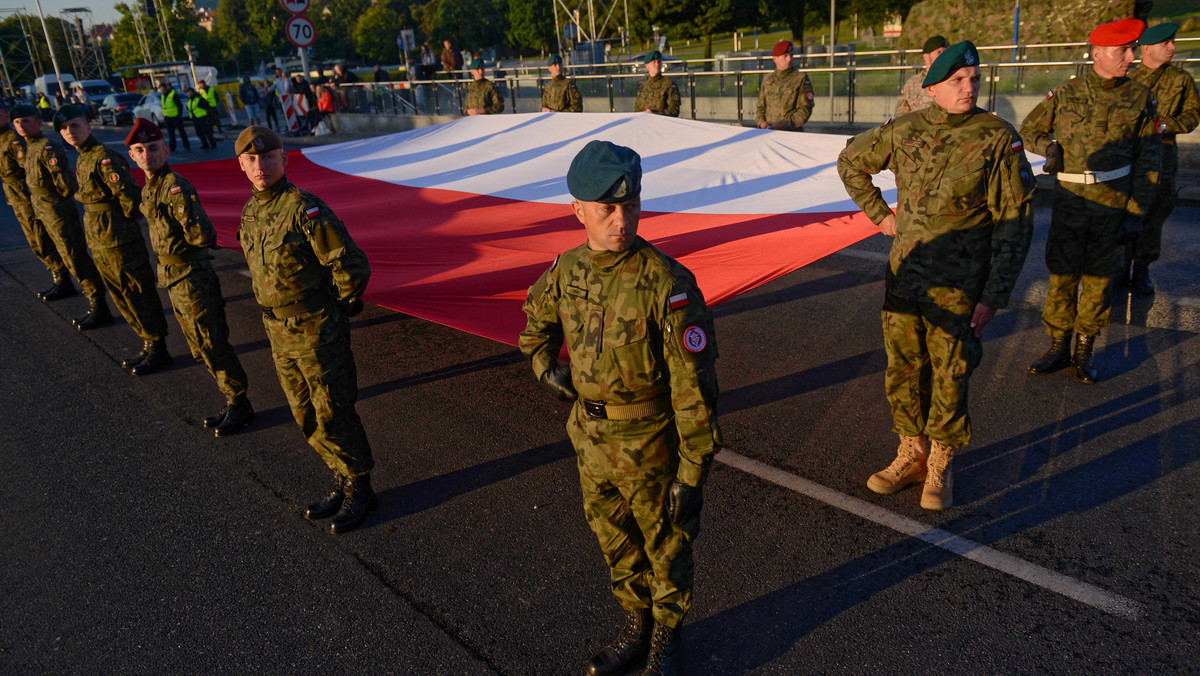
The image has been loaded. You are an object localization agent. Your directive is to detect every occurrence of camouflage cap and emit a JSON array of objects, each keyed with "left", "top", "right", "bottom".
[
  {"left": 9, "top": 103, "right": 37, "bottom": 118},
  {"left": 468, "top": 58, "right": 483, "bottom": 70},
  {"left": 643, "top": 50, "right": 663, "bottom": 65},
  {"left": 234, "top": 125, "right": 283, "bottom": 155},
  {"left": 922, "top": 40, "right": 979, "bottom": 87},
  {"left": 1139, "top": 22, "right": 1178, "bottom": 46},
  {"left": 53, "top": 104, "right": 88, "bottom": 130},
  {"left": 567, "top": 140, "right": 641, "bottom": 203},
  {"left": 1089, "top": 17, "right": 1144, "bottom": 47},
  {"left": 922, "top": 35, "right": 950, "bottom": 54},
  {"left": 548, "top": 53, "right": 563, "bottom": 66},
  {"left": 771, "top": 40, "right": 793, "bottom": 57},
  {"left": 125, "top": 117, "right": 164, "bottom": 146}
]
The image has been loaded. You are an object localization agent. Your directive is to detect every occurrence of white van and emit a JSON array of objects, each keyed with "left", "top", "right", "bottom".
[{"left": 34, "top": 73, "right": 76, "bottom": 97}]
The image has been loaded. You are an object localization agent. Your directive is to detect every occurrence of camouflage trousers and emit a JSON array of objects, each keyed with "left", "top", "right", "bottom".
[
  {"left": 264, "top": 303, "right": 373, "bottom": 477},
  {"left": 881, "top": 291, "right": 981, "bottom": 449},
  {"left": 3, "top": 183, "right": 63, "bottom": 274},
  {"left": 31, "top": 198, "right": 103, "bottom": 298},
  {"left": 567, "top": 405, "right": 696, "bottom": 629},
  {"left": 167, "top": 262, "right": 248, "bottom": 401},
  {"left": 92, "top": 241, "right": 168, "bottom": 341},
  {"left": 1128, "top": 170, "right": 1176, "bottom": 266},
  {"left": 1043, "top": 187, "right": 1124, "bottom": 338}
]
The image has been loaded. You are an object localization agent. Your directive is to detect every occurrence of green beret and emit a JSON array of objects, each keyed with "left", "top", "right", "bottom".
[
  {"left": 10, "top": 103, "right": 38, "bottom": 119},
  {"left": 1139, "top": 22, "right": 1178, "bottom": 45},
  {"left": 548, "top": 53, "right": 563, "bottom": 66},
  {"left": 53, "top": 104, "right": 88, "bottom": 130},
  {"left": 234, "top": 125, "right": 283, "bottom": 155},
  {"left": 567, "top": 140, "right": 641, "bottom": 203},
  {"left": 922, "top": 40, "right": 979, "bottom": 87},
  {"left": 467, "top": 58, "right": 483, "bottom": 70},
  {"left": 643, "top": 50, "right": 663, "bottom": 65}
]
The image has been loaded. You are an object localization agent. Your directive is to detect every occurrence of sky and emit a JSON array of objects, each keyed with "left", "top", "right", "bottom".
[{"left": 13, "top": 1, "right": 125, "bottom": 27}]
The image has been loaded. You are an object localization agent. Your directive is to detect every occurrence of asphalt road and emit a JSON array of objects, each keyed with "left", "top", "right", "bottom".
[{"left": 1, "top": 125, "right": 1197, "bottom": 674}]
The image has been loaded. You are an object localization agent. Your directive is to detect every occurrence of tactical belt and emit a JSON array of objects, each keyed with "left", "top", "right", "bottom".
[
  {"left": 1056, "top": 165, "right": 1131, "bottom": 185},
  {"left": 261, "top": 294, "right": 325, "bottom": 320},
  {"left": 583, "top": 394, "right": 671, "bottom": 421},
  {"left": 157, "top": 247, "right": 209, "bottom": 265},
  {"left": 82, "top": 201, "right": 118, "bottom": 213}
]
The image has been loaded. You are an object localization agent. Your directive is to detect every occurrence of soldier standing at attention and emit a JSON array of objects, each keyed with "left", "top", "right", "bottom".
[
  {"left": 837, "top": 41, "right": 1035, "bottom": 510},
  {"left": 56, "top": 105, "right": 173, "bottom": 373},
  {"left": 11, "top": 104, "right": 110, "bottom": 330},
  {"left": 634, "top": 51, "right": 681, "bottom": 117},
  {"left": 463, "top": 58, "right": 504, "bottom": 115},
  {"left": 896, "top": 35, "right": 949, "bottom": 116},
  {"left": 520, "top": 141, "right": 721, "bottom": 676},
  {"left": 1126, "top": 22, "right": 1199, "bottom": 295},
  {"left": 126, "top": 119, "right": 255, "bottom": 435},
  {"left": 755, "top": 40, "right": 814, "bottom": 131},
  {"left": 541, "top": 53, "right": 583, "bottom": 113},
  {"left": 1021, "top": 18, "right": 1160, "bottom": 384},
  {"left": 234, "top": 126, "right": 376, "bottom": 534},
  {"left": 0, "top": 101, "right": 72, "bottom": 301},
  {"left": 158, "top": 82, "right": 191, "bottom": 152}
]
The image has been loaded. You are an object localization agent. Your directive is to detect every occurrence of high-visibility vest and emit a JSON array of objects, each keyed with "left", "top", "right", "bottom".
[
  {"left": 201, "top": 86, "right": 218, "bottom": 110},
  {"left": 37, "top": 96, "right": 50, "bottom": 109},
  {"left": 186, "top": 96, "right": 207, "bottom": 119},
  {"left": 162, "top": 89, "right": 181, "bottom": 117}
]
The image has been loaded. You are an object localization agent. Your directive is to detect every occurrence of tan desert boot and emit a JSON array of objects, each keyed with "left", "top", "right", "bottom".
[
  {"left": 920, "top": 440, "right": 954, "bottom": 510},
  {"left": 867, "top": 435, "right": 929, "bottom": 495}
]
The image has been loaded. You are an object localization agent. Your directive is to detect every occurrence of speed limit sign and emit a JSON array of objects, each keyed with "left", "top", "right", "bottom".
[
  {"left": 279, "top": 0, "right": 309, "bottom": 13},
  {"left": 286, "top": 15, "right": 316, "bottom": 48}
]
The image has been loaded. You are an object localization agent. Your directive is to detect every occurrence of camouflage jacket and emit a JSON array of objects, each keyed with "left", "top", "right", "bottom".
[
  {"left": 634, "top": 75, "right": 681, "bottom": 117},
  {"left": 73, "top": 135, "right": 143, "bottom": 250},
  {"left": 542, "top": 75, "right": 582, "bottom": 112},
  {"left": 896, "top": 71, "right": 932, "bottom": 116},
  {"left": 0, "top": 125, "right": 29, "bottom": 192},
  {"left": 237, "top": 176, "right": 370, "bottom": 311},
  {"left": 1018, "top": 71, "right": 1161, "bottom": 216},
  {"left": 142, "top": 164, "right": 217, "bottom": 287},
  {"left": 755, "top": 68, "right": 814, "bottom": 130},
  {"left": 519, "top": 237, "right": 721, "bottom": 486},
  {"left": 23, "top": 134, "right": 76, "bottom": 202},
  {"left": 464, "top": 78, "right": 504, "bottom": 114},
  {"left": 1129, "top": 62, "right": 1200, "bottom": 174},
  {"left": 838, "top": 103, "right": 1036, "bottom": 309}
]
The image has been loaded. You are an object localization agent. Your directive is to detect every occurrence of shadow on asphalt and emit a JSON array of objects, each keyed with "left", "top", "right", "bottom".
[
  {"left": 713, "top": 269, "right": 876, "bottom": 320},
  {"left": 358, "top": 350, "right": 524, "bottom": 401}
]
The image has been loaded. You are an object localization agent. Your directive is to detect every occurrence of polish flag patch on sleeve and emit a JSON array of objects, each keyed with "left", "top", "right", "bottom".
[
  {"left": 101, "top": 158, "right": 112, "bottom": 166},
  {"left": 305, "top": 206, "right": 321, "bottom": 218},
  {"left": 669, "top": 292, "right": 689, "bottom": 309},
  {"left": 1011, "top": 139, "right": 1023, "bottom": 153},
  {"left": 169, "top": 186, "right": 183, "bottom": 195}
]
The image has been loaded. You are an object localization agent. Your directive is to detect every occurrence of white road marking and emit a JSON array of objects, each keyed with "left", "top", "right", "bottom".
[{"left": 717, "top": 450, "right": 1145, "bottom": 620}]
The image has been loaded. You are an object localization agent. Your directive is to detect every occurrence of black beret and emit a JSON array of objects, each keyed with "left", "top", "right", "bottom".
[
  {"left": 567, "top": 140, "right": 642, "bottom": 203},
  {"left": 922, "top": 35, "right": 949, "bottom": 54},
  {"left": 10, "top": 103, "right": 37, "bottom": 118},
  {"left": 923, "top": 40, "right": 979, "bottom": 87},
  {"left": 53, "top": 104, "right": 88, "bottom": 130}
]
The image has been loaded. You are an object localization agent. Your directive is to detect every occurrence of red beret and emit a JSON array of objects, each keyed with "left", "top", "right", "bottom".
[
  {"left": 125, "top": 117, "right": 164, "bottom": 146},
  {"left": 772, "top": 40, "right": 793, "bottom": 57},
  {"left": 1089, "top": 17, "right": 1144, "bottom": 47}
]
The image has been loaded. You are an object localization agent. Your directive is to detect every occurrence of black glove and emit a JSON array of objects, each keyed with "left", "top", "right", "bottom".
[
  {"left": 1043, "top": 142, "right": 1064, "bottom": 174},
  {"left": 1118, "top": 215, "right": 1142, "bottom": 245},
  {"left": 539, "top": 364, "right": 577, "bottom": 402},
  {"left": 340, "top": 298, "right": 364, "bottom": 317},
  {"left": 667, "top": 480, "right": 702, "bottom": 526}
]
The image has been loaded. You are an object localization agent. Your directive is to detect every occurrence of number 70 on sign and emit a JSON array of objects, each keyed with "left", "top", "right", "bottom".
[{"left": 286, "top": 15, "right": 316, "bottom": 48}]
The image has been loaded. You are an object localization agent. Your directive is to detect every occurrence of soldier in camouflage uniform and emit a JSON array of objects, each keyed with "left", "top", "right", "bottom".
[
  {"left": 755, "top": 40, "right": 814, "bottom": 131},
  {"left": 11, "top": 104, "right": 110, "bottom": 330},
  {"left": 235, "top": 126, "right": 376, "bottom": 535},
  {"left": 896, "top": 35, "right": 949, "bottom": 116},
  {"left": 520, "top": 141, "right": 721, "bottom": 676},
  {"left": 634, "top": 51, "right": 681, "bottom": 117},
  {"left": 1126, "top": 22, "right": 1199, "bottom": 294},
  {"left": 1020, "top": 18, "right": 1161, "bottom": 384},
  {"left": 541, "top": 53, "right": 583, "bottom": 113},
  {"left": 56, "top": 105, "right": 173, "bottom": 374},
  {"left": 838, "top": 41, "right": 1035, "bottom": 511},
  {"left": 463, "top": 58, "right": 504, "bottom": 115},
  {"left": 126, "top": 119, "right": 255, "bottom": 436},
  {"left": 0, "top": 101, "right": 72, "bottom": 301}
]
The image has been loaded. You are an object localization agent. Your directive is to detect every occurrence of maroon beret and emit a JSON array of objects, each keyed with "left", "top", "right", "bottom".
[
  {"left": 772, "top": 40, "right": 793, "bottom": 57},
  {"left": 125, "top": 118, "right": 164, "bottom": 146}
]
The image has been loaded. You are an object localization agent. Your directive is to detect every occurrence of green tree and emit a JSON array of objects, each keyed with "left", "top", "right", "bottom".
[
  {"left": 109, "top": 0, "right": 223, "bottom": 70},
  {"left": 313, "top": 0, "right": 370, "bottom": 61},
  {"left": 414, "top": 0, "right": 506, "bottom": 51},
  {"left": 505, "top": 0, "right": 553, "bottom": 52},
  {"left": 355, "top": 5, "right": 403, "bottom": 63}
]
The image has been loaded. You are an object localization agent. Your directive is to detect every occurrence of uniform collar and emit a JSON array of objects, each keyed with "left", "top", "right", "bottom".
[
  {"left": 78, "top": 135, "right": 103, "bottom": 153},
  {"left": 588, "top": 237, "right": 644, "bottom": 271},
  {"left": 925, "top": 102, "right": 980, "bottom": 127},
  {"left": 253, "top": 175, "right": 291, "bottom": 202},
  {"left": 147, "top": 164, "right": 171, "bottom": 187},
  {"left": 1086, "top": 69, "right": 1123, "bottom": 89}
]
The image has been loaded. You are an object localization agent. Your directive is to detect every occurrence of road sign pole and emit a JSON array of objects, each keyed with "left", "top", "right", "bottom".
[{"left": 300, "top": 46, "right": 309, "bottom": 79}]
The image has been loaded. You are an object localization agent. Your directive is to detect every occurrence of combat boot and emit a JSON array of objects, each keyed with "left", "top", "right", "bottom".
[
  {"left": 214, "top": 396, "right": 255, "bottom": 437},
  {"left": 72, "top": 294, "right": 112, "bottom": 331},
  {"left": 202, "top": 403, "right": 229, "bottom": 430},
  {"left": 1028, "top": 332, "right": 1073, "bottom": 374},
  {"left": 1130, "top": 263, "right": 1155, "bottom": 296},
  {"left": 867, "top": 435, "right": 928, "bottom": 495},
  {"left": 121, "top": 340, "right": 152, "bottom": 371},
  {"left": 131, "top": 339, "right": 172, "bottom": 376},
  {"left": 305, "top": 471, "right": 346, "bottom": 520},
  {"left": 920, "top": 440, "right": 954, "bottom": 511},
  {"left": 640, "top": 622, "right": 683, "bottom": 676},
  {"left": 37, "top": 270, "right": 76, "bottom": 302},
  {"left": 330, "top": 473, "right": 377, "bottom": 534},
  {"left": 586, "top": 607, "right": 653, "bottom": 676},
  {"left": 1073, "top": 334, "right": 1099, "bottom": 385}
]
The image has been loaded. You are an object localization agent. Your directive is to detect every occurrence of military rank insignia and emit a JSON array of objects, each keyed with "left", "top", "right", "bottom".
[{"left": 682, "top": 325, "right": 707, "bottom": 353}]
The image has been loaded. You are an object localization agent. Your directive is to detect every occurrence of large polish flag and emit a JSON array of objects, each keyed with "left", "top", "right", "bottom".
[{"left": 174, "top": 113, "right": 889, "bottom": 345}]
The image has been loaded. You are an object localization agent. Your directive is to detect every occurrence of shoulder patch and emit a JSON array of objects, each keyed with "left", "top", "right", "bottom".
[
  {"left": 109, "top": 172, "right": 120, "bottom": 183},
  {"left": 549, "top": 254, "right": 559, "bottom": 271},
  {"left": 305, "top": 205, "right": 321, "bottom": 218},
  {"left": 881, "top": 118, "right": 891, "bottom": 128},
  {"left": 806, "top": 91, "right": 814, "bottom": 101},
  {"left": 682, "top": 325, "right": 708, "bottom": 353},
  {"left": 101, "top": 158, "right": 111, "bottom": 166},
  {"left": 669, "top": 292, "right": 689, "bottom": 309},
  {"left": 169, "top": 186, "right": 183, "bottom": 195},
  {"left": 1046, "top": 90, "right": 1054, "bottom": 99},
  {"left": 1011, "top": 139, "right": 1023, "bottom": 153}
]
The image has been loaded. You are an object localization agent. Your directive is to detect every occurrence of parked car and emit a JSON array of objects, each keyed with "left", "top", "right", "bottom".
[
  {"left": 133, "top": 91, "right": 189, "bottom": 124},
  {"left": 98, "top": 93, "right": 142, "bottom": 125}
]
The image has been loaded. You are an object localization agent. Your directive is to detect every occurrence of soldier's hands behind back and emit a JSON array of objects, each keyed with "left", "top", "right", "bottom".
[
  {"left": 1043, "top": 142, "right": 1064, "bottom": 174},
  {"left": 1118, "top": 215, "right": 1142, "bottom": 245},
  {"left": 668, "top": 480, "right": 702, "bottom": 526},
  {"left": 540, "top": 364, "right": 578, "bottom": 402}
]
